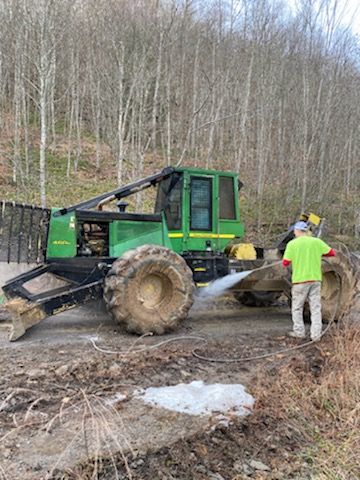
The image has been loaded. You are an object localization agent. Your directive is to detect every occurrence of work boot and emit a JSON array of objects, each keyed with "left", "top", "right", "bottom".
[{"left": 287, "top": 331, "right": 306, "bottom": 339}]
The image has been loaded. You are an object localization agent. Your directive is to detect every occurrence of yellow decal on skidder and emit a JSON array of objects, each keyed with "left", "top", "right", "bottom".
[{"left": 168, "top": 233, "right": 235, "bottom": 239}]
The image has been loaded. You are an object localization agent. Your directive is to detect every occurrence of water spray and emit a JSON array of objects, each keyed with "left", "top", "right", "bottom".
[
  {"left": 197, "top": 260, "right": 283, "bottom": 299},
  {"left": 197, "top": 271, "right": 253, "bottom": 298}
]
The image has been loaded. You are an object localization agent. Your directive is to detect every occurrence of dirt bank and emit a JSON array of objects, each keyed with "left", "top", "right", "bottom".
[{"left": 0, "top": 298, "right": 296, "bottom": 479}]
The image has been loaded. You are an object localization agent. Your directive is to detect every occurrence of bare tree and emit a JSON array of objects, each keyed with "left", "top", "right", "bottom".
[{"left": 0, "top": 0, "right": 359, "bottom": 236}]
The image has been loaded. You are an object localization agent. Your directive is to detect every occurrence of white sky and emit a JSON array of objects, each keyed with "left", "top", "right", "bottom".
[
  {"left": 342, "top": 0, "right": 360, "bottom": 34},
  {"left": 288, "top": 0, "right": 360, "bottom": 35}
]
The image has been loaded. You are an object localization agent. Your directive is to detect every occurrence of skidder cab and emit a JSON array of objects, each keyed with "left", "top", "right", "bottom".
[{"left": 1, "top": 167, "right": 352, "bottom": 341}]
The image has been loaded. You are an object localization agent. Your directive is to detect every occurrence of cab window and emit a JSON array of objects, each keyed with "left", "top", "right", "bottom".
[
  {"left": 155, "top": 173, "right": 182, "bottom": 229},
  {"left": 190, "top": 177, "right": 212, "bottom": 231},
  {"left": 219, "top": 176, "right": 236, "bottom": 220}
]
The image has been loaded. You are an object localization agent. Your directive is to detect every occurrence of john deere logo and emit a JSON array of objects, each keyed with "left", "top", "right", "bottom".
[{"left": 53, "top": 240, "right": 70, "bottom": 245}]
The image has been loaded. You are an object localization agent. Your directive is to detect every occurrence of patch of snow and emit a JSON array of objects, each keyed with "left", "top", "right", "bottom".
[{"left": 134, "top": 380, "right": 254, "bottom": 417}]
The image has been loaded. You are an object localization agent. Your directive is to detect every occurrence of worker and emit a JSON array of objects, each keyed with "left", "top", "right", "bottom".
[{"left": 282, "top": 221, "right": 335, "bottom": 342}]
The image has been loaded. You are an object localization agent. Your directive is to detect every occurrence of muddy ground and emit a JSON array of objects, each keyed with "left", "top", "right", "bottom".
[{"left": 0, "top": 294, "right": 328, "bottom": 480}]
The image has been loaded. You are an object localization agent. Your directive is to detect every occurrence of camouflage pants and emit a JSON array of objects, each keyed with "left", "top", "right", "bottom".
[{"left": 292, "top": 282, "right": 322, "bottom": 341}]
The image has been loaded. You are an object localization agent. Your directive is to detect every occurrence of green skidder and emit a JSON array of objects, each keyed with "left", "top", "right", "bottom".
[{"left": 2, "top": 167, "right": 351, "bottom": 341}]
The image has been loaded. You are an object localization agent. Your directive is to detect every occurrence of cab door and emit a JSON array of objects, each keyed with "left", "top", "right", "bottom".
[{"left": 187, "top": 174, "right": 217, "bottom": 251}]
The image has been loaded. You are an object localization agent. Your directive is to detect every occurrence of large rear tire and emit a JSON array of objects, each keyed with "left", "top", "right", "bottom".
[
  {"left": 103, "top": 245, "right": 195, "bottom": 335},
  {"left": 321, "top": 251, "right": 357, "bottom": 322}
]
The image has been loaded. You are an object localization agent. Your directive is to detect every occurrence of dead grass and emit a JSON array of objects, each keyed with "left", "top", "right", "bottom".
[
  {"left": 0, "top": 387, "right": 134, "bottom": 479},
  {"left": 45, "top": 390, "right": 134, "bottom": 480},
  {"left": 254, "top": 324, "right": 360, "bottom": 480}
]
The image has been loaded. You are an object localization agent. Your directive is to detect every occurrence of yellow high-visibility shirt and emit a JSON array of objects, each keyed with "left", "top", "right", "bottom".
[{"left": 283, "top": 236, "right": 331, "bottom": 283}]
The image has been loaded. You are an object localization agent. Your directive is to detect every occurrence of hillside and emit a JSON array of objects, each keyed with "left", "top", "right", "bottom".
[
  {"left": 1, "top": 131, "right": 358, "bottom": 250},
  {"left": 0, "top": 0, "right": 359, "bottom": 243}
]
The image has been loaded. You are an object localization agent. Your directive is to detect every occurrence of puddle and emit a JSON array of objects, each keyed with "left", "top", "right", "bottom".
[{"left": 134, "top": 380, "right": 255, "bottom": 416}]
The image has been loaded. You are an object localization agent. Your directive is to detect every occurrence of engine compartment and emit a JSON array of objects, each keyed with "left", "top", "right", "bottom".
[{"left": 77, "top": 221, "right": 109, "bottom": 257}]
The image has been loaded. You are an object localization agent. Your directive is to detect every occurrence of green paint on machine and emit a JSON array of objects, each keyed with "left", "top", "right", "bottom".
[{"left": 46, "top": 209, "right": 77, "bottom": 258}]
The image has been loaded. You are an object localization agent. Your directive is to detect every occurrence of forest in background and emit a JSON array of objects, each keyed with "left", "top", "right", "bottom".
[{"left": 0, "top": 0, "right": 359, "bottom": 241}]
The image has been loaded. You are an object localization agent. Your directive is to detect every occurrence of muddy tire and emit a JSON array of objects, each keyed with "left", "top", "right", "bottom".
[
  {"left": 321, "top": 250, "right": 357, "bottom": 322},
  {"left": 233, "top": 291, "right": 281, "bottom": 307},
  {"left": 103, "top": 245, "right": 195, "bottom": 335},
  {"left": 344, "top": 253, "right": 360, "bottom": 323}
]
